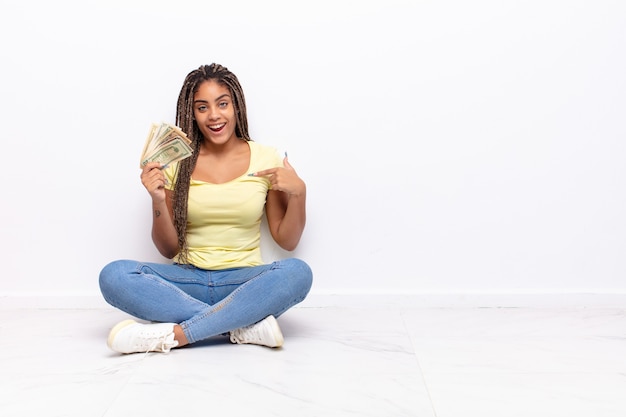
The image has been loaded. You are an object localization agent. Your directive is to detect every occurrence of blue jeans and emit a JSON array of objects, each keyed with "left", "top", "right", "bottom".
[{"left": 99, "top": 258, "right": 313, "bottom": 344}]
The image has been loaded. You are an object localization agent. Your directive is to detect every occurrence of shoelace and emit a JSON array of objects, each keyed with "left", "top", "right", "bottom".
[
  {"left": 230, "top": 325, "right": 262, "bottom": 344},
  {"left": 141, "top": 332, "right": 178, "bottom": 357}
]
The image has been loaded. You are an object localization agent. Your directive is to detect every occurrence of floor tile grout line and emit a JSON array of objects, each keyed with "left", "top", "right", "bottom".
[
  {"left": 400, "top": 308, "right": 440, "bottom": 417},
  {"left": 98, "top": 354, "right": 150, "bottom": 417}
]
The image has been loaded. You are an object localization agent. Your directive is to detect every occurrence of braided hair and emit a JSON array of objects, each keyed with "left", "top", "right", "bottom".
[{"left": 172, "top": 63, "right": 251, "bottom": 265}]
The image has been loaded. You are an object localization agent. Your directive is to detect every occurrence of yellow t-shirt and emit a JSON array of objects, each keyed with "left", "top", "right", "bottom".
[{"left": 164, "top": 141, "right": 283, "bottom": 270}]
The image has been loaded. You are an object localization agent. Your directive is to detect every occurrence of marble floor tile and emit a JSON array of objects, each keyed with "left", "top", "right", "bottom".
[
  {"left": 423, "top": 372, "right": 626, "bottom": 417},
  {"left": 0, "top": 306, "right": 434, "bottom": 417},
  {"left": 402, "top": 307, "right": 626, "bottom": 417},
  {"left": 402, "top": 308, "right": 626, "bottom": 374},
  {"left": 0, "top": 299, "right": 624, "bottom": 417}
]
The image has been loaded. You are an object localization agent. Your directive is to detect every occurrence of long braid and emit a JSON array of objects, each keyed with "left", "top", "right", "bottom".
[{"left": 171, "top": 64, "right": 251, "bottom": 265}]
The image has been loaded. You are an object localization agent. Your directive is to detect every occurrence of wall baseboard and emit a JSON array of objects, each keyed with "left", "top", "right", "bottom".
[
  {"left": 1, "top": 290, "right": 625, "bottom": 309},
  {"left": 298, "top": 292, "right": 626, "bottom": 308}
]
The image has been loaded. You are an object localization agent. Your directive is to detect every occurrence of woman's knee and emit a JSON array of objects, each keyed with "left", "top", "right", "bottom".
[
  {"left": 282, "top": 258, "right": 313, "bottom": 294},
  {"left": 99, "top": 259, "right": 134, "bottom": 296}
]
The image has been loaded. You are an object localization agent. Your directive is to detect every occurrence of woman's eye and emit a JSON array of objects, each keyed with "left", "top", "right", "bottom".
[
  {"left": 219, "top": 102, "right": 228, "bottom": 108},
  {"left": 197, "top": 105, "right": 207, "bottom": 111}
]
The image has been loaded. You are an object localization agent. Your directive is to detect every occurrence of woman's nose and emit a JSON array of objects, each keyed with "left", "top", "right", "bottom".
[{"left": 207, "top": 107, "right": 219, "bottom": 119}]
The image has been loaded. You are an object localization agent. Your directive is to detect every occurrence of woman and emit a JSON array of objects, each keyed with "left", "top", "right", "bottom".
[{"left": 99, "top": 63, "right": 312, "bottom": 354}]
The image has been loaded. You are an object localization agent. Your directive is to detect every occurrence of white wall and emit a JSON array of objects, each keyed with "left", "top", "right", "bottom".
[{"left": 1, "top": 0, "right": 625, "bottom": 300}]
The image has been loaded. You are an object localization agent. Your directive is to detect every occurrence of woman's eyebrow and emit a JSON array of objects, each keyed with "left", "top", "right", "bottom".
[{"left": 193, "top": 94, "right": 231, "bottom": 104}]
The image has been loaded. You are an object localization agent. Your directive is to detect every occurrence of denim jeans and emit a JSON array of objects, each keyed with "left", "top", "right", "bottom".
[{"left": 99, "top": 258, "right": 313, "bottom": 344}]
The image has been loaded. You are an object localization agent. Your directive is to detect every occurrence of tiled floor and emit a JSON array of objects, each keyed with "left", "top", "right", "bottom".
[{"left": 1, "top": 296, "right": 625, "bottom": 416}]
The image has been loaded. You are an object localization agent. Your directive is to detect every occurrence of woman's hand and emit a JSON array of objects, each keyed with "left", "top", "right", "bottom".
[
  {"left": 140, "top": 162, "right": 168, "bottom": 202},
  {"left": 251, "top": 155, "right": 306, "bottom": 197}
]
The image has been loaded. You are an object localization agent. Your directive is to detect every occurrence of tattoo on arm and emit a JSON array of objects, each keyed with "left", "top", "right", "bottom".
[{"left": 154, "top": 209, "right": 161, "bottom": 217}]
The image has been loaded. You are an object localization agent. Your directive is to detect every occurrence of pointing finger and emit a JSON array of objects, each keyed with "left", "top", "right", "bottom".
[
  {"left": 283, "top": 155, "right": 293, "bottom": 170},
  {"left": 248, "top": 167, "right": 277, "bottom": 177}
]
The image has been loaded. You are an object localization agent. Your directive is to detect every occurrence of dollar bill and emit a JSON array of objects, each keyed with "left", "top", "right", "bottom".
[{"left": 140, "top": 122, "right": 193, "bottom": 168}]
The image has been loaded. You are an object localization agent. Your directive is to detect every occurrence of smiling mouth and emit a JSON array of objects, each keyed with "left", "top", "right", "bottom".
[{"left": 209, "top": 123, "right": 225, "bottom": 132}]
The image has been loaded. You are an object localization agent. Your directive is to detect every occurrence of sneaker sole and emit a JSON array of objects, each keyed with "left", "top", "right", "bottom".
[{"left": 107, "top": 319, "right": 138, "bottom": 350}]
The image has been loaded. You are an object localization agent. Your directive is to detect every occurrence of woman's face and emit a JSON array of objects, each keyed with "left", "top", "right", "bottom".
[{"left": 193, "top": 79, "right": 238, "bottom": 145}]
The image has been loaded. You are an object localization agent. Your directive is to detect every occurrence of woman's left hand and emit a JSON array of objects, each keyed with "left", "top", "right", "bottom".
[{"left": 251, "top": 155, "right": 306, "bottom": 197}]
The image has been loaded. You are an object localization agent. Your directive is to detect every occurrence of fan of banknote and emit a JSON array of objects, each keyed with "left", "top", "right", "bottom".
[{"left": 139, "top": 122, "right": 193, "bottom": 168}]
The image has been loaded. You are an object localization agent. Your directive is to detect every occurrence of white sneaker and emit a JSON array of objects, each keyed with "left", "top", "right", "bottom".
[
  {"left": 107, "top": 319, "right": 179, "bottom": 354},
  {"left": 230, "top": 315, "right": 284, "bottom": 348}
]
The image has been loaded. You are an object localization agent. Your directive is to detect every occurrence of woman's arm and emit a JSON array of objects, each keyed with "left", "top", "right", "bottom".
[
  {"left": 266, "top": 188, "right": 306, "bottom": 251},
  {"left": 141, "top": 162, "right": 179, "bottom": 258},
  {"left": 151, "top": 189, "right": 179, "bottom": 258},
  {"left": 262, "top": 156, "right": 307, "bottom": 251}
]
